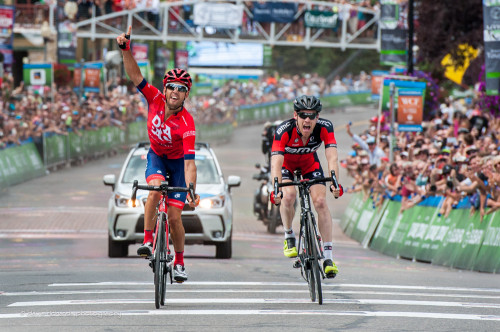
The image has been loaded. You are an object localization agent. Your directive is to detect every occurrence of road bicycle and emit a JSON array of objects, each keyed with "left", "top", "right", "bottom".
[
  {"left": 131, "top": 178, "right": 195, "bottom": 309},
  {"left": 274, "top": 170, "right": 339, "bottom": 305}
]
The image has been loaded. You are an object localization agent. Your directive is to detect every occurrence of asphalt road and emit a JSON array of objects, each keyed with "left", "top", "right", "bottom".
[{"left": 1, "top": 105, "right": 499, "bottom": 331}]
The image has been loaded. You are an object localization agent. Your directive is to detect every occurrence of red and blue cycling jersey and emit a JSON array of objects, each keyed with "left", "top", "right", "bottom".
[
  {"left": 137, "top": 79, "right": 196, "bottom": 160},
  {"left": 271, "top": 118, "right": 337, "bottom": 175}
]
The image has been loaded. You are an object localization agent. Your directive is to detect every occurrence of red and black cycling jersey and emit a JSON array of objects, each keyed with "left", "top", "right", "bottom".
[
  {"left": 271, "top": 118, "right": 337, "bottom": 174},
  {"left": 137, "top": 79, "right": 195, "bottom": 160}
]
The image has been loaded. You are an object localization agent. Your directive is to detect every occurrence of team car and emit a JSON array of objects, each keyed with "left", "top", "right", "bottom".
[{"left": 103, "top": 142, "right": 241, "bottom": 259}]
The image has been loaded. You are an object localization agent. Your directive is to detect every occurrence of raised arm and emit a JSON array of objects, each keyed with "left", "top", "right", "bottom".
[{"left": 116, "top": 25, "right": 144, "bottom": 86}]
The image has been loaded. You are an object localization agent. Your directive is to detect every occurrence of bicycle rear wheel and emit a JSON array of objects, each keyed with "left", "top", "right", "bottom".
[
  {"left": 154, "top": 213, "right": 165, "bottom": 309},
  {"left": 307, "top": 214, "right": 322, "bottom": 305}
]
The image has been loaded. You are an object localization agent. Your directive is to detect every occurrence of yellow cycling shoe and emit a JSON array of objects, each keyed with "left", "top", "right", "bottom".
[
  {"left": 283, "top": 238, "right": 298, "bottom": 258},
  {"left": 323, "top": 259, "right": 339, "bottom": 278}
]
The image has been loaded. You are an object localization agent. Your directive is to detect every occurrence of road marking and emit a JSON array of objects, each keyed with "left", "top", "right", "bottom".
[
  {"left": 3, "top": 289, "right": 500, "bottom": 300},
  {"left": 47, "top": 281, "right": 500, "bottom": 293},
  {"left": 0, "top": 309, "right": 499, "bottom": 321},
  {"left": 8, "top": 298, "right": 500, "bottom": 309}
]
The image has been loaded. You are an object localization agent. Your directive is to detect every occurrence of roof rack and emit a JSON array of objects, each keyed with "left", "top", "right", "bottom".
[
  {"left": 195, "top": 142, "right": 210, "bottom": 150},
  {"left": 134, "top": 141, "right": 209, "bottom": 150},
  {"left": 135, "top": 142, "right": 150, "bottom": 149}
]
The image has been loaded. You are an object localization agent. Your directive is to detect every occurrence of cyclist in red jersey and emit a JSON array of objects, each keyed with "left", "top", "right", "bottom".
[
  {"left": 269, "top": 95, "right": 344, "bottom": 278},
  {"left": 117, "top": 26, "right": 199, "bottom": 282}
]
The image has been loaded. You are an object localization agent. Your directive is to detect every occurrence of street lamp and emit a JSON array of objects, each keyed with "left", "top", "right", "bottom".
[{"left": 41, "top": 21, "right": 52, "bottom": 62}]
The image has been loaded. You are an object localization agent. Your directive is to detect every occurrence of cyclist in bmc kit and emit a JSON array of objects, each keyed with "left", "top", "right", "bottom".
[
  {"left": 117, "top": 26, "right": 199, "bottom": 282},
  {"left": 270, "top": 95, "right": 344, "bottom": 278}
]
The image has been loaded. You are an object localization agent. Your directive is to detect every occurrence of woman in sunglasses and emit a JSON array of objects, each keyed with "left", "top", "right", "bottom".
[
  {"left": 117, "top": 26, "right": 200, "bottom": 283},
  {"left": 269, "top": 95, "right": 344, "bottom": 279}
]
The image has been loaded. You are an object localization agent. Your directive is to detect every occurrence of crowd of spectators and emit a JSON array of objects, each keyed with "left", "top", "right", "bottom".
[
  {"left": 0, "top": 70, "right": 370, "bottom": 149},
  {"left": 342, "top": 98, "right": 500, "bottom": 220}
]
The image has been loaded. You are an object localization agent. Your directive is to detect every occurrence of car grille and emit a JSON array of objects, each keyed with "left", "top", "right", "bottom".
[
  {"left": 182, "top": 215, "right": 203, "bottom": 233},
  {"left": 135, "top": 215, "right": 145, "bottom": 233},
  {"left": 135, "top": 214, "right": 203, "bottom": 234}
]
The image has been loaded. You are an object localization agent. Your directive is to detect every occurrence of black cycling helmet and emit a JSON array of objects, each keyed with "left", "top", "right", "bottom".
[{"left": 293, "top": 95, "right": 322, "bottom": 112}]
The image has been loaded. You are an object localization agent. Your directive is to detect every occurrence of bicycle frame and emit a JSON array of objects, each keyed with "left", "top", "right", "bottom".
[
  {"left": 274, "top": 169, "right": 339, "bottom": 305},
  {"left": 131, "top": 179, "right": 195, "bottom": 309}
]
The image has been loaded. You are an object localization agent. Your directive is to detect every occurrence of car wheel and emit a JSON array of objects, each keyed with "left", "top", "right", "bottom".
[
  {"left": 215, "top": 232, "right": 232, "bottom": 259},
  {"left": 108, "top": 235, "right": 128, "bottom": 258}
]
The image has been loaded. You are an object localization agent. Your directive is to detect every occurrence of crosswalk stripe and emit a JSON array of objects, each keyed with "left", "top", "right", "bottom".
[
  {"left": 47, "top": 281, "right": 500, "bottom": 293},
  {"left": 1, "top": 309, "right": 499, "bottom": 321},
  {"left": 8, "top": 298, "right": 500, "bottom": 309},
  {"left": 3, "top": 289, "right": 500, "bottom": 300}
]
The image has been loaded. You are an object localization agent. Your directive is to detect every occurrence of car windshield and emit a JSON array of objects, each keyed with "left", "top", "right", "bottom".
[{"left": 121, "top": 153, "right": 221, "bottom": 185}]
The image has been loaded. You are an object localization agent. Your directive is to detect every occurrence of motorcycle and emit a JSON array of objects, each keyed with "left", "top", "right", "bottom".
[{"left": 252, "top": 163, "right": 282, "bottom": 234}]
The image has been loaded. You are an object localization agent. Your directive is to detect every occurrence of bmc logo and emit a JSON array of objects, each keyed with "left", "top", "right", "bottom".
[
  {"left": 317, "top": 119, "right": 331, "bottom": 127},
  {"left": 285, "top": 145, "right": 320, "bottom": 154},
  {"left": 275, "top": 122, "right": 291, "bottom": 135}
]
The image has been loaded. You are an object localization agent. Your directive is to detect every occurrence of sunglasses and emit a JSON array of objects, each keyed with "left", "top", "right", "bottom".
[
  {"left": 165, "top": 83, "right": 188, "bottom": 92},
  {"left": 297, "top": 112, "right": 317, "bottom": 120}
]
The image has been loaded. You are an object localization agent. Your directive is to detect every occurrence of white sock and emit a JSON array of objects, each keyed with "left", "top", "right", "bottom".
[
  {"left": 284, "top": 228, "right": 295, "bottom": 239},
  {"left": 324, "top": 242, "right": 333, "bottom": 260}
]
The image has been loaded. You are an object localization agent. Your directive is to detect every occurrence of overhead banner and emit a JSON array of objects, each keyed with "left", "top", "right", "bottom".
[
  {"left": 23, "top": 63, "right": 53, "bottom": 86},
  {"left": 380, "top": 0, "right": 406, "bottom": 66},
  {"left": 371, "top": 70, "right": 389, "bottom": 100},
  {"left": 381, "top": 78, "right": 426, "bottom": 113},
  {"left": 304, "top": 10, "right": 338, "bottom": 29},
  {"left": 379, "top": 0, "right": 399, "bottom": 30},
  {"left": 0, "top": 5, "right": 14, "bottom": 68},
  {"left": 483, "top": 0, "right": 500, "bottom": 95},
  {"left": 57, "top": 20, "right": 77, "bottom": 67},
  {"left": 381, "top": 28, "right": 407, "bottom": 66},
  {"left": 252, "top": 2, "right": 297, "bottom": 23},
  {"left": 74, "top": 62, "right": 103, "bottom": 93},
  {"left": 397, "top": 89, "right": 424, "bottom": 132},
  {"left": 193, "top": 2, "right": 243, "bottom": 28}
]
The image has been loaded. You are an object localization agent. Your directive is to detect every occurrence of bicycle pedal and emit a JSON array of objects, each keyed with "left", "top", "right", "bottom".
[
  {"left": 293, "top": 260, "right": 301, "bottom": 269},
  {"left": 175, "top": 280, "right": 184, "bottom": 284}
]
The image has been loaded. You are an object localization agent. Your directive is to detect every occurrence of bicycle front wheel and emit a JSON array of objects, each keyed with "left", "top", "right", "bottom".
[
  {"left": 160, "top": 214, "right": 167, "bottom": 306},
  {"left": 303, "top": 215, "right": 316, "bottom": 303},
  {"left": 154, "top": 213, "right": 165, "bottom": 309},
  {"left": 307, "top": 214, "right": 322, "bottom": 305}
]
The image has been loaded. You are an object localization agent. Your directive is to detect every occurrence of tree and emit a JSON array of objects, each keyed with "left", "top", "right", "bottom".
[{"left": 415, "top": 0, "right": 483, "bottom": 83}]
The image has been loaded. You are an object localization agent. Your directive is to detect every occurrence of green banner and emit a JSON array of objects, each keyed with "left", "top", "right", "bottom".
[
  {"left": 349, "top": 199, "right": 377, "bottom": 242},
  {"left": 197, "top": 123, "right": 234, "bottom": 142},
  {"left": 45, "top": 134, "right": 68, "bottom": 166},
  {"left": 340, "top": 192, "right": 363, "bottom": 231},
  {"left": 304, "top": 10, "right": 338, "bottom": 29},
  {"left": 473, "top": 211, "right": 500, "bottom": 273},
  {"left": 22, "top": 63, "right": 53, "bottom": 86},
  {"left": 0, "top": 143, "right": 45, "bottom": 188},
  {"left": 452, "top": 211, "right": 493, "bottom": 270},
  {"left": 398, "top": 206, "right": 439, "bottom": 260},
  {"left": 369, "top": 200, "right": 403, "bottom": 256},
  {"left": 431, "top": 209, "right": 469, "bottom": 267},
  {"left": 344, "top": 196, "right": 372, "bottom": 237},
  {"left": 236, "top": 92, "right": 372, "bottom": 124},
  {"left": 361, "top": 200, "right": 388, "bottom": 248}
]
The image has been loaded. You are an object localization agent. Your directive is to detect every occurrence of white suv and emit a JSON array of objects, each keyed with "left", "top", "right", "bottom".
[{"left": 103, "top": 142, "right": 241, "bottom": 259}]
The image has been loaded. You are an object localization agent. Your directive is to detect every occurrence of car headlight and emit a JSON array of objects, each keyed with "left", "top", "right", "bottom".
[
  {"left": 114, "top": 193, "right": 139, "bottom": 208},
  {"left": 199, "top": 194, "right": 225, "bottom": 209}
]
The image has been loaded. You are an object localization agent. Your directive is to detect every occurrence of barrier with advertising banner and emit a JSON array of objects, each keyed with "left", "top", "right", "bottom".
[
  {"left": 0, "top": 143, "right": 45, "bottom": 188},
  {"left": 342, "top": 194, "right": 500, "bottom": 273},
  {"left": 237, "top": 91, "right": 372, "bottom": 123}
]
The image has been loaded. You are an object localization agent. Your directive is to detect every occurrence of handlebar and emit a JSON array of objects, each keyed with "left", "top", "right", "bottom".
[
  {"left": 273, "top": 170, "right": 339, "bottom": 199},
  {"left": 130, "top": 180, "right": 196, "bottom": 208}
]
